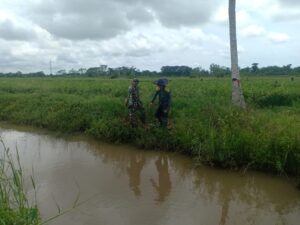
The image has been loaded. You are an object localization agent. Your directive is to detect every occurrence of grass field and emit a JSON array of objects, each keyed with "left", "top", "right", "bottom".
[{"left": 0, "top": 76, "right": 299, "bottom": 175}]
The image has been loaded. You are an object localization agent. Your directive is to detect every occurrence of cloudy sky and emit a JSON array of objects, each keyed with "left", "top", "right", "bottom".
[{"left": 0, "top": 0, "right": 299, "bottom": 73}]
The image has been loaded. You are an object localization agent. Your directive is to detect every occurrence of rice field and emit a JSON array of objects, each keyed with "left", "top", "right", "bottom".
[{"left": 0, "top": 76, "right": 299, "bottom": 174}]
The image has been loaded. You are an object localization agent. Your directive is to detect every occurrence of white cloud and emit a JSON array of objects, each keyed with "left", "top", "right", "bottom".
[
  {"left": 0, "top": 10, "right": 38, "bottom": 41},
  {"left": 0, "top": 0, "right": 299, "bottom": 72},
  {"left": 238, "top": 0, "right": 275, "bottom": 11},
  {"left": 212, "top": 6, "right": 252, "bottom": 26},
  {"left": 0, "top": 19, "right": 37, "bottom": 41},
  {"left": 18, "top": 0, "right": 221, "bottom": 40},
  {"left": 272, "top": 8, "right": 300, "bottom": 22},
  {"left": 236, "top": 10, "right": 252, "bottom": 26},
  {"left": 259, "top": 0, "right": 300, "bottom": 22},
  {"left": 278, "top": 0, "right": 300, "bottom": 7},
  {"left": 0, "top": 21, "right": 230, "bottom": 72},
  {"left": 212, "top": 5, "right": 228, "bottom": 24},
  {"left": 241, "top": 25, "right": 266, "bottom": 37},
  {"left": 240, "top": 24, "right": 291, "bottom": 45},
  {"left": 267, "top": 32, "right": 290, "bottom": 43}
]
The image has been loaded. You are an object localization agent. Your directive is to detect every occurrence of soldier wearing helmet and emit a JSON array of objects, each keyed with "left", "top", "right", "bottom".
[
  {"left": 125, "top": 78, "right": 146, "bottom": 127},
  {"left": 151, "top": 78, "right": 171, "bottom": 127}
]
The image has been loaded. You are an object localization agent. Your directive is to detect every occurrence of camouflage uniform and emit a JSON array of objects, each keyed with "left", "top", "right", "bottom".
[
  {"left": 151, "top": 88, "right": 171, "bottom": 127},
  {"left": 127, "top": 86, "right": 146, "bottom": 127}
]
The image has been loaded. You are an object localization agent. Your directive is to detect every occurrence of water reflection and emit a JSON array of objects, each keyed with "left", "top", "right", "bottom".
[
  {"left": 150, "top": 154, "right": 172, "bottom": 203},
  {"left": 218, "top": 181, "right": 231, "bottom": 225},
  {"left": 126, "top": 154, "right": 146, "bottom": 197},
  {"left": 193, "top": 168, "right": 300, "bottom": 225},
  {"left": 0, "top": 125, "right": 299, "bottom": 225}
]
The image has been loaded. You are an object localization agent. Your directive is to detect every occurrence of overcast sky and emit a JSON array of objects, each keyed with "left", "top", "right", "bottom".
[{"left": 0, "top": 0, "right": 299, "bottom": 73}]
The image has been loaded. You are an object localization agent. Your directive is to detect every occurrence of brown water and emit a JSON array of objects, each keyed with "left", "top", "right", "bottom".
[{"left": 0, "top": 125, "right": 299, "bottom": 225}]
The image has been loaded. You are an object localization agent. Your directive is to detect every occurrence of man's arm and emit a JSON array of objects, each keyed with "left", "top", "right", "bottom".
[
  {"left": 125, "top": 87, "right": 132, "bottom": 106},
  {"left": 151, "top": 91, "right": 159, "bottom": 103}
]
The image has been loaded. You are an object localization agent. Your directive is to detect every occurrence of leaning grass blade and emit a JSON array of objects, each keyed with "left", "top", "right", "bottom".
[{"left": 0, "top": 138, "right": 40, "bottom": 225}]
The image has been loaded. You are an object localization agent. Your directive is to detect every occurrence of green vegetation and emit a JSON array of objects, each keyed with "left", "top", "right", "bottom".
[
  {"left": 0, "top": 77, "right": 299, "bottom": 175},
  {"left": 0, "top": 141, "right": 40, "bottom": 225},
  {"left": 1, "top": 63, "right": 299, "bottom": 77}
]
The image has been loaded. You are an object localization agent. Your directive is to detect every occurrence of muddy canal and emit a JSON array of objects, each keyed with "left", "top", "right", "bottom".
[{"left": 0, "top": 125, "right": 299, "bottom": 225}]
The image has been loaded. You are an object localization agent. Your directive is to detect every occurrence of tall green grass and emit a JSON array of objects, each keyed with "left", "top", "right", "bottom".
[
  {"left": 0, "top": 140, "right": 40, "bottom": 225},
  {"left": 0, "top": 76, "right": 299, "bottom": 174}
]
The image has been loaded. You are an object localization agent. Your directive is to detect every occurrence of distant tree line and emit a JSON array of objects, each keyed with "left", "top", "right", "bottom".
[
  {"left": 1, "top": 63, "right": 300, "bottom": 78},
  {"left": 240, "top": 63, "right": 300, "bottom": 76},
  {"left": 0, "top": 71, "right": 45, "bottom": 77}
]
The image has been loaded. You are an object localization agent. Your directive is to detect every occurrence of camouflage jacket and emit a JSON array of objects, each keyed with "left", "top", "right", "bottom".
[{"left": 127, "top": 86, "right": 143, "bottom": 108}]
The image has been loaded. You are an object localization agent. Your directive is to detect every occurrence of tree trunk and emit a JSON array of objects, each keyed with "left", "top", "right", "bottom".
[{"left": 229, "top": 0, "right": 246, "bottom": 108}]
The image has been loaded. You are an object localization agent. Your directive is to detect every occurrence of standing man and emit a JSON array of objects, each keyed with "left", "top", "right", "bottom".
[
  {"left": 125, "top": 78, "right": 146, "bottom": 127},
  {"left": 151, "top": 79, "right": 171, "bottom": 127}
]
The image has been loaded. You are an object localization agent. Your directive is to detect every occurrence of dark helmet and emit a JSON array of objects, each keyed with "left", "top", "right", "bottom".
[
  {"left": 154, "top": 78, "right": 168, "bottom": 86},
  {"left": 132, "top": 78, "right": 139, "bottom": 83}
]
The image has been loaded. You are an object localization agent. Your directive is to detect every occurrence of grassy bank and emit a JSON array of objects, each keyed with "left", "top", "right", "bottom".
[
  {"left": 0, "top": 141, "right": 40, "bottom": 225},
  {"left": 0, "top": 77, "right": 299, "bottom": 174}
]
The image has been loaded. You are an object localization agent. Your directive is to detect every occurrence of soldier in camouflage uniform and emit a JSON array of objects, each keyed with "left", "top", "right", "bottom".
[
  {"left": 151, "top": 79, "right": 171, "bottom": 127},
  {"left": 125, "top": 78, "right": 146, "bottom": 127}
]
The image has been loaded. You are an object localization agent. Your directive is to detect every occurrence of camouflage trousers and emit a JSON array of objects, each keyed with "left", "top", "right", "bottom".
[{"left": 128, "top": 105, "right": 146, "bottom": 127}]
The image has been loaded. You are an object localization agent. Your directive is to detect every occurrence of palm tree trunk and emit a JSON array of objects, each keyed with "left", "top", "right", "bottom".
[{"left": 229, "top": 0, "right": 246, "bottom": 108}]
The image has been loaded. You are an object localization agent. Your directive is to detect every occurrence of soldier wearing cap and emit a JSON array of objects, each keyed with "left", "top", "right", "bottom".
[
  {"left": 125, "top": 78, "right": 146, "bottom": 127},
  {"left": 150, "top": 79, "right": 171, "bottom": 127}
]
